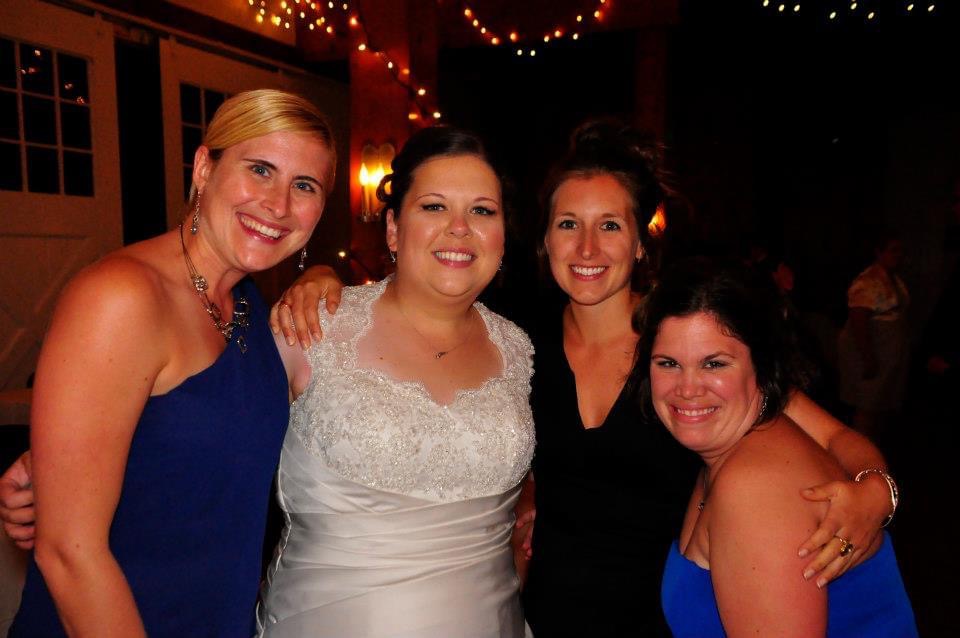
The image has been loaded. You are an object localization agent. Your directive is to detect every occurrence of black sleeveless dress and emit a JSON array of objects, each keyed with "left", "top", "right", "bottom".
[{"left": 522, "top": 316, "right": 699, "bottom": 637}]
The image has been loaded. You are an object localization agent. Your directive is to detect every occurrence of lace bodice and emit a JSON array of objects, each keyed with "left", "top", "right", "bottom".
[{"left": 290, "top": 278, "right": 535, "bottom": 502}]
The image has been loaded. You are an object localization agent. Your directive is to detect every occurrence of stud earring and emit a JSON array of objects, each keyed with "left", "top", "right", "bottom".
[
  {"left": 190, "top": 192, "right": 201, "bottom": 235},
  {"left": 298, "top": 247, "right": 307, "bottom": 272}
]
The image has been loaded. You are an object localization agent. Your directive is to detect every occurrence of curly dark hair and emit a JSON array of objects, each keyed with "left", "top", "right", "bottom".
[{"left": 631, "top": 256, "right": 808, "bottom": 424}]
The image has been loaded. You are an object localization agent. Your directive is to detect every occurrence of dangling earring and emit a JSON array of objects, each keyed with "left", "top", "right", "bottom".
[
  {"left": 497, "top": 260, "right": 503, "bottom": 272},
  {"left": 190, "top": 192, "right": 201, "bottom": 235},
  {"left": 298, "top": 246, "right": 307, "bottom": 272},
  {"left": 760, "top": 394, "right": 768, "bottom": 417},
  {"left": 389, "top": 250, "right": 397, "bottom": 263}
]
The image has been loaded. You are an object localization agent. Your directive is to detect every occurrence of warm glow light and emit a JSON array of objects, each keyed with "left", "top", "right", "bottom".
[
  {"left": 349, "top": 16, "right": 358, "bottom": 26},
  {"left": 280, "top": 0, "right": 287, "bottom": 8},
  {"left": 850, "top": 1, "right": 857, "bottom": 9},
  {"left": 402, "top": 68, "right": 410, "bottom": 75},
  {"left": 509, "top": 32, "right": 518, "bottom": 42},
  {"left": 387, "top": 61, "right": 394, "bottom": 69},
  {"left": 516, "top": 49, "right": 523, "bottom": 56},
  {"left": 927, "top": 3, "right": 935, "bottom": 12},
  {"left": 308, "top": 23, "right": 314, "bottom": 29},
  {"left": 472, "top": 19, "right": 479, "bottom": 27},
  {"left": 829, "top": 10, "right": 837, "bottom": 18},
  {"left": 480, "top": 27, "right": 486, "bottom": 34},
  {"left": 778, "top": 4, "right": 785, "bottom": 12},
  {"left": 648, "top": 205, "right": 667, "bottom": 237},
  {"left": 544, "top": 35, "right": 550, "bottom": 42},
  {"left": 572, "top": 33, "right": 579, "bottom": 40},
  {"left": 491, "top": 37, "right": 500, "bottom": 45},
  {"left": 256, "top": 14, "right": 264, "bottom": 22},
  {"left": 576, "top": 14, "right": 583, "bottom": 22},
  {"left": 763, "top": 0, "right": 770, "bottom": 6},
  {"left": 554, "top": 30, "right": 562, "bottom": 37},
  {"left": 867, "top": 11, "right": 875, "bottom": 18},
  {"left": 337, "top": 250, "right": 347, "bottom": 258},
  {"left": 417, "top": 87, "right": 426, "bottom": 96},
  {"left": 907, "top": 3, "right": 914, "bottom": 10},
  {"left": 793, "top": 4, "right": 800, "bottom": 12},
  {"left": 464, "top": 8, "right": 472, "bottom": 18},
  {"left": 408, "top": 112, "right": 419, "bottom": 120},
  {"left": 358, "top": 43, "right": 366, "bottom": 51},
  {"left": 594, "top": 10, "right": 602, "bottom": 19},
  {"left": 530, "top": 49, "right": 537, "bottom": 56},
  {"left": 326, "top": 25, "right": 333, "bottom": 33},
  {"left": 432, "top": 111, "right": 441, "bottom": 119}
]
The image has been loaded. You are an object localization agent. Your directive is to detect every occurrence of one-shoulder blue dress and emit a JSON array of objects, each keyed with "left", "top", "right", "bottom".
[
  {"left": 12, "top": 278, "right": 289, "bottom": 637},
  {"left": 661, "top": 531, "right": 918, "bottom": 637}
]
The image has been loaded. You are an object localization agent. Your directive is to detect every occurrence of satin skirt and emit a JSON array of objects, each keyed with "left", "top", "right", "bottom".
[{"left": 257, "top": 438, "right": 527, "bottom": 637}]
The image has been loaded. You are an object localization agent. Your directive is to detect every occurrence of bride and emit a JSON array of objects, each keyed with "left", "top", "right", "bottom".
[{"left": 258, "top": 126, "right": 535, "bottom": 637}]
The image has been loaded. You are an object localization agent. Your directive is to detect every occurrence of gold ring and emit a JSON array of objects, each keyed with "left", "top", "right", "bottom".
[{"left": 837, "top": 536, "right": 854, "bottom": 557}]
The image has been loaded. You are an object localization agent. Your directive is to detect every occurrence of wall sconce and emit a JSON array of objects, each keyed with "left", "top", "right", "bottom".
[
  {"left": 358, "top": 142, "right": 395, "bottom": 222},
  {"left": 647, "top": 203, "right": 666, "bottom": 237}
]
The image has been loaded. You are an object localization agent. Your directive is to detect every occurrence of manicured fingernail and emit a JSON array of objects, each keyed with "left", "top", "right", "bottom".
[
  {"left": 271, "top": 326, "right": 279, "bottom": 335},
  {"left": 286, "top": 336, "right": 295, "bottom": 346},
  {"left": 816, "top": 578, "right": 826, "bottom": 589},
  {"left": 803, "top": 569, "right": 814, "bottom": 580},
  {"left": 798, "top": 548, "right": 809, "bottom": 558},
  {"left": 312, "top": 332, "right": 322, "bottom": 341}
]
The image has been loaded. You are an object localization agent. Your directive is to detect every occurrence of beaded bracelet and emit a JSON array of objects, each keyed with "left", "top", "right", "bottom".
[{"left": 855, "top": 468, "right": 899, "bottom": 528}]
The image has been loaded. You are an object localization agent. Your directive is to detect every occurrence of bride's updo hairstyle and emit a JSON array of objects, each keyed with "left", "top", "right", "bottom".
[
  {"left": 538, "top": 119, "right": 670, "bottom": 287},
  {"left": 375, "top": 126, "right": 496, "bottom": 222},
  {"left": 188, "top": 89, "right": 337, "bottom": 206}
]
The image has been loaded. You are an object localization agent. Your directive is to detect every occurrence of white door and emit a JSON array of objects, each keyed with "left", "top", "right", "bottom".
[{"left": 0, "top": 1, "right": 122, "bottom": 390}]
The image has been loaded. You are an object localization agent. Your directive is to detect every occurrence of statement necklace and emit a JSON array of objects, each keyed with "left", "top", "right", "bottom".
[
  {"left": 396, "top": 301, "right": 476, "bottom": 360},
  {"left": 179, "top": 224, "right": 249, "bottom": 353}
]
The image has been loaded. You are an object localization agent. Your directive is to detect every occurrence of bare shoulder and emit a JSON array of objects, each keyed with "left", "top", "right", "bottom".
[{"left": 712, "top": 418, "right": 842, "bottom": 516}]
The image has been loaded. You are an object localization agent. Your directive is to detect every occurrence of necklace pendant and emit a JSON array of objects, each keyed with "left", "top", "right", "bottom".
[
  {"left": 697, "top": 500, "right": 705, "bottom": 512},
  {"left": 191, "top": 274, "right": 208, "bottom": 293},
  {"left": 236, "top": 335, "right": 247, "bottom": 354},
  {"left": 435, "top": 351, "right": 447, "bottom": 359}
]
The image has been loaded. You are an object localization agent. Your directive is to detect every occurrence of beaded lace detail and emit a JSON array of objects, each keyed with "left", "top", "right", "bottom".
[{"left": 291, "top": 278, "right": 535, "bottom": 502}]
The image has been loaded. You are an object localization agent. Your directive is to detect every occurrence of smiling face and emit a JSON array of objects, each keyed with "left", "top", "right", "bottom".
[
  {"left": 649, "top": 312, "right": 763, "bottom": 461},
  {"left": 193, "top": 129, "right": 334, "bottom": 274},
  {"left": 385, "top": 153, "right": 504, "bottom": 301},
  {"left": 543, "top": 173, "right": 643, "bottom": 308}
]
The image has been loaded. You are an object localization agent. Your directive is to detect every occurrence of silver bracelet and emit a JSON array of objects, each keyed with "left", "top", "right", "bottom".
[{"left": 854, "top": 468, "right": 899, "bottom": 528}]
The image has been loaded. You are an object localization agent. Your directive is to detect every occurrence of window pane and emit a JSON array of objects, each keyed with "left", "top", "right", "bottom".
[
  {"left": 22, "top": 95, "right": 56, "bottom": 144},
  {"left": 0, "top": 38, "right": 15, "bottom": 89},
  {"left": 0, "top": 142, "right": 21, "bottom": 190},
  {"left": 61, "top": 102, "right": 91, "bottom": 149},
  {"left": 64, "top": 150, "right": 93, "bottom": 196},
  {"left": 182, "top": 125, "right": 201, "bottom": 164},
  {"left": 26, "top": 145, "right": 58, "bottom": 193},
  {"left": 180, "top": 83, "right": 201, "bottom": 124},
  {"left": 57, "top": 53, "right": 89, "bottom": 104},
  {"left": 204, "top": 90, "right": 225, "bottom": 126},
  {"left": 19, "top": 44, "right": 53, "bottom": 95},
  {"left": 183, "top": 166, "right": 193, "bottom": 201},
  {"left": 0, "top": 90, "right": 18, "bottom": 140}
]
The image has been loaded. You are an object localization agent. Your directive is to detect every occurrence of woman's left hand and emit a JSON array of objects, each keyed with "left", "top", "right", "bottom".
[{"left": 797, "top": 475, "right": 890, "bottom": 587}]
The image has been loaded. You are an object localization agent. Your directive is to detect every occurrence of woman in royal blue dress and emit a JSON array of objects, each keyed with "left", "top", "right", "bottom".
[
  {"left": 8, "top": 90, "right": 337, "bottom": 636},
  {"left": 644, "top": 258, "right": 917, "bottom": 636}
]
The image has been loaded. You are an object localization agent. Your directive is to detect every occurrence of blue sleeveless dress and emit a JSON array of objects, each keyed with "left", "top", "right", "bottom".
[
  {"left": 661, "top": 532, "right": 918, "bottom": 637},
  {"left": 11, "top": 278, "right": 289, "bottom": 637}
]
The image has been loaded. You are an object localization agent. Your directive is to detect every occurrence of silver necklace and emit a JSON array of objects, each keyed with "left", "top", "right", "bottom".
[
  {"left": 396, "top": 302, "right": 476, "bottom": 360},
  {"left": 178, "top": 224, "right": 249, "bottom": 353}
]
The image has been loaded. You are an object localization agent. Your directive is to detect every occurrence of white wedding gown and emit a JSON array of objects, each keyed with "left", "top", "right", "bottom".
[{"left": 257, "top": 279, "right": 535, "bottom": 637}]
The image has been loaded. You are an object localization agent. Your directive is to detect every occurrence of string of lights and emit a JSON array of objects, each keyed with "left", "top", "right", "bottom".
[
  {"left": 758, "top": 1, "right": 937, "bottom": 23},
  {"left": 458, "top": 1, "right": 612, "bottom": 58},
  {"left": 246, "top": 0, "right": 439, "bottom": 123}
]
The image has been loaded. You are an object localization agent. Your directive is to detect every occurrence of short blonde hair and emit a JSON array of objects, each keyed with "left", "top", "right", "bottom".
[{"left": 189, "top": 89, "right": 336, "bottom": 202}]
